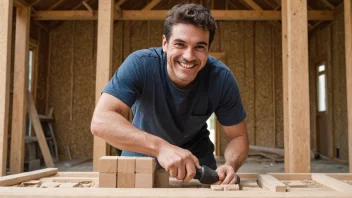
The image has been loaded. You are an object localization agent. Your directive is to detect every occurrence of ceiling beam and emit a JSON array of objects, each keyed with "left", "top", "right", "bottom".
[
  {"left": 31, "top": 10, "right": 334, "bottom": 21},
  {"left": 142, "top": 0, "right": 161, "bottom": 10},
  {"left": 243, "top": 0, "right": 262, "bottom": 10},
  {"left": 322, "top": 0, "right": 335, "bottom": 10},
  {"left": 82, "top": 1, "right": 93, "bottom": 12},
  {"left": 30, "top": 0, "right": 41, "bottom": 6}
]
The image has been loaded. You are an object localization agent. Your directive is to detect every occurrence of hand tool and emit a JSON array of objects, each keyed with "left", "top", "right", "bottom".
[{"left": 194, "top": 165, "right": 240, "bottom": 185}]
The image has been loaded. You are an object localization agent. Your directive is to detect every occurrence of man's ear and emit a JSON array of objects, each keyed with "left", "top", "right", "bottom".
[{"left": 162, "top": 35, "right": 168, "bottom": 52}]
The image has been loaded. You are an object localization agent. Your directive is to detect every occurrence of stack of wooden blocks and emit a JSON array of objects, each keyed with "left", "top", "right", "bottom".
[{"left": 98, "top": 156, "right": 169, "bottom": 188}]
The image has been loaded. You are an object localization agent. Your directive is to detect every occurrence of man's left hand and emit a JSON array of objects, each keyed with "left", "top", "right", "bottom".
[{"left": 215, "top": 164, "right": 237, "bottom": 184}]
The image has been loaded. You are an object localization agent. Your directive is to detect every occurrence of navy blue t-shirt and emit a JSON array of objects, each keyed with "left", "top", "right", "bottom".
[{"left": 103, "top": 47, "right": 246, "bottom": 158}]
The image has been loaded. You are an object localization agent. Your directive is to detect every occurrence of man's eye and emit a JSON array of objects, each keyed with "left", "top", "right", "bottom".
[
  {"left": 195, "top": 46, "right": 206, "bottom": 51},
  {"left": 175, "top": 43, "right": 185, "bottom": 48}
]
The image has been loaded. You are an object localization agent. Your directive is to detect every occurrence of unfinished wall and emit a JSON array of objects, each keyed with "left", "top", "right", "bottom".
[
  {"left": 46, "top": 19, "right": 284, "bottom": 159},
  {"left": 308, "top": 11, "right": 349, "bottom": 161}
]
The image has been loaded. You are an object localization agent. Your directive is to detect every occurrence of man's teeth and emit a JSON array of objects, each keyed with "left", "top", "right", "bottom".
[{"left": 179, "top": 62, "right": 195, "bottom": 68}]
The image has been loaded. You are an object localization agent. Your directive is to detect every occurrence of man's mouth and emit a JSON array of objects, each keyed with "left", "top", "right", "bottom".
[{"left": 178, "top": 61, "right": 197, "bottom": 69}]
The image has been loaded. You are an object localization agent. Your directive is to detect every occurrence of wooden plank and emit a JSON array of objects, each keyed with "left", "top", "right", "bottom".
[
  {"left": 82, "top": 1, "right": 93, "bottom": 12},
  {"left": 281, "top": 0, "right": 311, "bottom": 173},
  {"left": 244, "top": 0, "right": 262, "bottom": 10},
  {"left": 312, "top": 174, "right": 352, "bottom": 192},
  {"left": 0, "top": 168, "right": 57, "bottom": 186},
  {"left": 270, "top": 173, "right": 311, "bottom": 181},
  {"left": 27, "top": 91, "right": 55, "bottom": 168},
  {"left": 326, "top": 173, "right": 352, "bottom": 180},
  {"left": 344, "top": 0, "right": 352, "bottom": 173},
  {"left": 257, "top": 174, "right": 286, "bottom": 192},
  {"left": 0, "top": 0, "right": 13, "bottom": 176},
  {"left": 47, "top": 0, "right": 67, "bottom": 11},
  {"left": 322, "top": 0, "right": 335, "bottom": 10},
  {"left": 10, "top": 5, "right": 30, "bottom": 174},
  {"left": 31, "top": 10, "right": 334, "bottom": 21},
  {"left": 93, "top": 0, "right": 114, "bottom": 171},
  {"left": 55, "top": 172, "right": 99, "bottom": 177}
]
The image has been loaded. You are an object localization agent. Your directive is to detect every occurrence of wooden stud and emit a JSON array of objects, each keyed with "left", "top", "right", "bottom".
[
  {"left": 117, "top": 172, "right": 134, "bottom": 188},
  {"left": 10, "top": 5, "right": 31, "bottom": 174},
  {"left": 135, "top": 173, "right": 154, "bottom": 188},
  {"left": 326, "top": 173, "right": 352, "bottom": 181},
  {"left": 31, "top": 10, "right": 334, "bottom": 21},
  {"left": 98, "top": 156, "right": 119, "bottom": 173},
  {"left": 117, "top": 157, "right": 135, "bottom": 173},
  {"left": 47, "top": 0, "right": 67, "bottom": 11},
  {"left": 0, "top": 0, "right": 13, "bottom": 177},
  {"left": 257, "top": 174, "right": 286, "bottom": 192},
  {"left": 82, "top": 0, "right": 93, "bottom": 12},
  {"left": 0, "top": 168, "right": 57, "bottom": 186},
  {"left": 281, "top": 0, "right": 311, "bottom": 173},
  {"left": 142, "top": 0, "right": 160, "bottom": 10},
  {"left": 312, "top": 174, "right": 352, "bottom": 192},
  {"left": 344, "top": 0, "right": 352, "bottom": 173},
  {"left": 93, "top": 0, "right": 114, "bottom": 171},
  {"left": 135, "top": 157, "right": 155, "bottom": 174},
  {"left": 322, "top": 0, "right": 335, "bottom": 10},
  {"left": 270, "top": 173, "right": 312, "bottom": 181},
  {"left": 244, "top": 0, "right": 262, "bottom": 10},
  {"left": 27, "top": 91, "right": 55, "bottom": 168},
  {"left": 99, "top": 172, "right": 117, "bottom": 188}
]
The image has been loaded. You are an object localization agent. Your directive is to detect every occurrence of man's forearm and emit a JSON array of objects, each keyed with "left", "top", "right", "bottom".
[
  {"left": 91, "top": 110, "right": 166, "bottom": 157},
  {"left": 223, "top": 135, "right": 249, "bottom": 172}
]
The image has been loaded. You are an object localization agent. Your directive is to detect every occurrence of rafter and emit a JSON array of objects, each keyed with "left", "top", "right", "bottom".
[
  {"left": 31, "top": 10, "right": 334, "bottom": 21},
  {"left": 142, "top": 0, "right": 161, "bottom": 10},
  {"left": 30, "top": 0, "right": 41, "bottom": 6},
  {"left": 322, "top": 0, "right": 335, "bottom": 10},
  {"left": 47, "top": 0, "right": 67, "bottom": 11},
  {"left": 82, "top": 0, "right": 93, "bottom": 12},
  {"left": 243, "top": 0, "right": 262, "bottom": 10}
]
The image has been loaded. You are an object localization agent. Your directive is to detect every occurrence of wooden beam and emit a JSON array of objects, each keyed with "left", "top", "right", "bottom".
[
  {"left": 30, "top": 0, "right": 41, "bottom": 6},
  {"left": 312, "top": 174, "right": 352, "bottom": 192},
  {"left": 31, "top": 10, "right": 334, "bottom": 21},
  {"left": 47, "top": 0, "right": 66, "bottom": 11},
  {"left": 13, "top": 0, "right": 29, "bottom": 8},
  {"left": 322, "top": 0, "right": 335, "bottom": 10},
  {"left": 270, "top": 173, "right": 312, "bottom": 180},
  {"left": 10, "top": 5, "right": 31, "bottom": 175},
  {"left": 27, "top": 91, "right": 55, "bottom": 168},
  {"left": 243, "top": 0, "right": 262, "bottom": 10},
  {"left": 0, "top": 0, "right": 13, "bottom": 176},
  {"left": 142, "top": 0, "right": 160, "bottom": 10},
  {"left": 344, "top": 0, "right": 352, "bottom": 173},
  {"left": 93, "top": 0, "right": 114, "bottom": 171},
  {"left": 257, "top": 174, "right": 286, "bottom": 192},
  {"left": 0, "top": 168, "right": 57, "bottom": 186},
  {"left": 82, "top": 0, "right": 93, "bottom": 12},
  {"left": 281, "top": 0, "right": 310, "bottom": 173}
]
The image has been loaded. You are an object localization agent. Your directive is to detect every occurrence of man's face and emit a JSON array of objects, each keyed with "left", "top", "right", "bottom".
[{"left": 162, "top": 23, "right": 209, "bottom": 88}]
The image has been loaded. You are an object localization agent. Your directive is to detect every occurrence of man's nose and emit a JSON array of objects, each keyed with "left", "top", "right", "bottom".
[{"left": 183, "top": 48, "right": 195, "bottom": 61}]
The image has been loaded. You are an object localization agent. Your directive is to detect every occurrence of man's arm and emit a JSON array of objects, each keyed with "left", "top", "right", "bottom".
[
  {"left": 91, "top": 93, "right": 200, "bottom": 182},
  {"left": 216, "top": 120, "right": 248, "bottom": 184}
]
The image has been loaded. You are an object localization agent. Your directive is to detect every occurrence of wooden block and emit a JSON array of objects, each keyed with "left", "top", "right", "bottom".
[
  {"left": 135, "top": 173, "right": 154, "bottom": 188},
  {"left": 98, "top": 156, "right": 119, "bottom": 173},
  {"left": 154, "top": 169, "right": 169, "bottom": 188},
  {"left": 312, "top": 174, "right": 352, "bottom": 192},
  {"left": 40, "top": 182, "right": 60, "bottom": 188},
  {"left": 222, "top": 184, "right": 240, "bottom": 191},
  {"left": 118, "top": 157, "right": 135, "bottom": 173},
  {"left": 99, "top": 173, "right": 117, "bottom": 188},
  {"left": 21, "top": 180, "right": 41, "bottom": 186},
  {"left": 211, "top": 185, "right": 223, "bottom": 191},
  {"left": 135, "top": 157, "right": 156, "bottom": 173},
  {"left": 59, "top": 183, "right": 81, "bottom": 188},
  {"left": 282, "top": 180, "right": 307, "bottom": 187},
  {"left": 117, "top": 172, "right": 135, "bottom": 188},
  {"left": 257, "top": 174, "right": 287, "bottom": 192}
]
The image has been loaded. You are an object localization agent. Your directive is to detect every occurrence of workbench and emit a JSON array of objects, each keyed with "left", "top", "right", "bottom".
[{"left": 0, "top": 168, "right": 351, "bottom": 198}]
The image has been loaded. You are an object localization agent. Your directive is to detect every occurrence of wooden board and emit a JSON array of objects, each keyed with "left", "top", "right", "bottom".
[
  {"left": 0, "top": 0, "right": 13, "bottom": 176},
  {"left": 0, "top": 168, "right": 57, "bottom": 186}
]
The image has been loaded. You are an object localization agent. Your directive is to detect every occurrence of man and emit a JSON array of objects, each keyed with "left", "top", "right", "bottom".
[{"left": 91, "top": 3, "right": 248, "bottom": 184}]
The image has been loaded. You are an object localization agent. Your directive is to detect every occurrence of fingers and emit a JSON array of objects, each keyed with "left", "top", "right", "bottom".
[
  {"left": 216, "top": 168, "right": 226, "bottom": 182},
  {"left": 183, "top": 161, "right": 196, "bottom": 183},
  {"left": 192, "top": 155, "right": 201, "bottom": 169},
  {"left": 221, "top": 171, "right": 235, "bottom": 184},
  {"left": 176, "top": 164, "right": 185, "bottom": 180},
  {"left": 168, "top": 166, "right": 177, "bottom": 178}
]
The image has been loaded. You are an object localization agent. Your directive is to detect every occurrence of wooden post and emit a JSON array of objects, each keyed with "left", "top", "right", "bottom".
[
  {"left": 93, "top": 0, "right": 114, "bottom": 171},
  {"left": 0, "top": 0, "right": 13, "bottom": 176},
  {"left": 10, "top": 5, "right": 31, "bottom": 174},
  {"left": 344, "top": 0, "right": 352, "bottom": 172},
  {"left": 281, "top": 0, "right": 311, "bottom": 173}
]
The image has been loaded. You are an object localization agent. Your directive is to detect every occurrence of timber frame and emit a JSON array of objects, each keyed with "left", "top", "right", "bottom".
[
  {"left": 0, "top": 168, "right": 351, "bottom": 197},
  {"left": 0, "top": 0, "right": 351, "bottom": 176}
]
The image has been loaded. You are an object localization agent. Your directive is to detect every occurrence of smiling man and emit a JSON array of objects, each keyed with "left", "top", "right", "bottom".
[{"left": 91, "top": 3, "right": 248, "bottom": 184}]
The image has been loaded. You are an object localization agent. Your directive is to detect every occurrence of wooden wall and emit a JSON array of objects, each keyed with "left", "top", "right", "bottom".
[
  {"left": 309, "top": 11, "right": 349, "bottom": 161},
  {"left": 44, "top": 20, "right": 284, "bottom": 160}
]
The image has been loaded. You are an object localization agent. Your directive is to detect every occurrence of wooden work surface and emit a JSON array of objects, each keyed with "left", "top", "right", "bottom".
[{"left": 0, "top": 170, "right": 351, "bottom": 198}]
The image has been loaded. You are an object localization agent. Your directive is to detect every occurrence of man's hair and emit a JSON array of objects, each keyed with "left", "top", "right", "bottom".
[{"left": 164, "top": 3, "right": 217, "bottom": 47}]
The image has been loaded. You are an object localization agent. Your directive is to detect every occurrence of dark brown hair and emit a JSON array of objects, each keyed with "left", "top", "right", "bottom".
[{"left": 164, "top": 3, "right": 217, "bottom": 47}]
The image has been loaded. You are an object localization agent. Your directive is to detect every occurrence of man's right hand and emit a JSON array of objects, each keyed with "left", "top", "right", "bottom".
[{"left": 156, "top": 143, "right": 200, "bottom": 183}]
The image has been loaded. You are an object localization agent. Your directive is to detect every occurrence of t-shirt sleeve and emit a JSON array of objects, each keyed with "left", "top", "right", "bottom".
[
  {"left": 215, "top": 71, "right": 246, "bottom": 126},
  {"left": 102, "top": 53, "right": 145, "bottom": 107}
]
